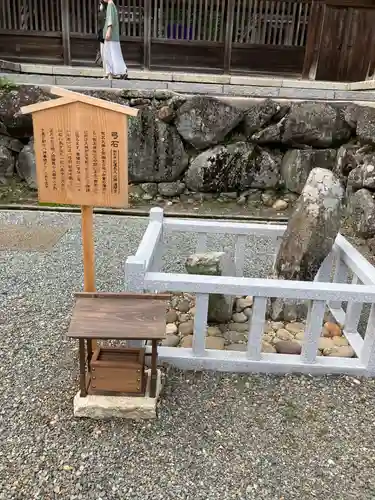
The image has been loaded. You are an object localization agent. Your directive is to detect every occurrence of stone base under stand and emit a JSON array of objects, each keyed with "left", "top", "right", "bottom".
[{"left": 73, "top": 369, "right": 163, "bottom": 420}]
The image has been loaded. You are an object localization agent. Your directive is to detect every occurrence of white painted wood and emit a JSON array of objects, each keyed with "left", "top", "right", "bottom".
[
  {"left": 234, "top": 235, "right": 246, "bottom": 277},
  {"left": 192, "top": 294, "right": 209, "bottom": 356},
  {"left": 149, "top": 206, "right": 164, "bottom": 222},
  {"left": 345, "top": 275, "right": 363, "bottom": 333},
  {"left": 164, "top": 218, "right": 286, "bottom": 236},
  {"left": 330, "top": 251, "right": 349, "bottom": 308},
  {"left": 328, "top": 305, "right": 363, "bottom": 358},
  {"left": 156, "top": 347, "right": 367, "bottom": 376},
  {"left": 125, "top": 257, "right": 145, "bottom": 292},
  {"left": 301, "top": 300, "right": 326, "bottom": 363},
  {"left": 360, "top": 304, "right": 375, "bottom": 373},
  {"left": 335, "top": 234, "right": 375, "bottom": 285},
  {"left": 315, "top": 252, "right": 334, "bottom": 282},
  {"left": 133, "top": 220, "right": 163, "bottom": 271},
  {"left": 127, "top": 211, "right": 375, "bottom": 377},
  {"left": 150, "top": 233, "right": 165, "bottom": 273},
  {"left": 196, "top": 233, "right": 207, "bottom": 253},
  {"left": 144, "top": 272, "right": 375, "bottom": 303},
  {"left": 247, "top": 296, "right": 267, "bottom": 360}
]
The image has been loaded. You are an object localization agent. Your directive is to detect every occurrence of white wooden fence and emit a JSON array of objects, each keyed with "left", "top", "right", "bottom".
[{"left": 125, "top": 207, "right": 375, "bottom": 377}]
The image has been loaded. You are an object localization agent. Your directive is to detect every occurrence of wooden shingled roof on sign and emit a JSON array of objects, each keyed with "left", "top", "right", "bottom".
[
  {"left": 20, "top": 86, "right": 139, "bottom": 116},
  {"left": 67, "top": 292, "right": 170, "bottom": 340}
]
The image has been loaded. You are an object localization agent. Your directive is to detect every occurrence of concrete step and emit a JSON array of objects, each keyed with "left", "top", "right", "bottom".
[{"left": 2, "top": 68, "right": 375, "bottom": 102}]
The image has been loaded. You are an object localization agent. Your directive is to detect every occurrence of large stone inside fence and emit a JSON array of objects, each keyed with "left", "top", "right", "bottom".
[
  {"left": 271, "top": 167, "right": 344, "bottom": 320},
  {"left": 275, "top": 167, "right": 344, "bottom": 281},
  {"left": 185, "top": 251, "right": 235, "bottom": 323}
]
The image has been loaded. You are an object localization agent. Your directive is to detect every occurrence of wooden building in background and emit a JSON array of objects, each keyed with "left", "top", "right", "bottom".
[{"left": 0, "top": 0, "right": 375, "bottom": 82}]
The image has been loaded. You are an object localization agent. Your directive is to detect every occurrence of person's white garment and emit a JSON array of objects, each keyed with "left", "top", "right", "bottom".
[{"left": 101, "top": 41, "right": 127, "bottom": 76}]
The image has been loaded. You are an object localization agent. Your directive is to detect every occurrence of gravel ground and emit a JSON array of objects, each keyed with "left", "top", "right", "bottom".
[{"left": 1, "top": 210, "right": 375, "bottom": 500}]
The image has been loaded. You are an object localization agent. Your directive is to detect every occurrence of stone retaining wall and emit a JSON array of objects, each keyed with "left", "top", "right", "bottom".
[{"left": 1, "top": 85, "right": 375, "bottom": 237}]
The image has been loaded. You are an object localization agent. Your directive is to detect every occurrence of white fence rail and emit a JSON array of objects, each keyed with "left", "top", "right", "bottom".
[{"left": 125, "top": 208, "right": 375, "bottom": 377}]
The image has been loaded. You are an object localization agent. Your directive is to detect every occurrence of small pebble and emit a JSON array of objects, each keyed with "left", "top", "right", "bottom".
[
  {"left": 180, "top": 335, "right": 193, "bottom": 348},
  {"left": 179, "top": 320, "right": 194, "bottom": 336},
  {"left": 324, "top": 322, "right": 342, "bottom": 337},
  {"left": 272, "top": 199, "right": 288, "bottom": 211},
  {"left": 166, "top": 323, "right": 178, "bottom": 335},
  {"left": 166, "top": 309, "right": 178, "bottom": 323},
  {"left": 274, "top": 340, "right": 302, "bottom": 355},
  {"left": 207, "top": 326, "right": 222, "bottom": 337},
  {"left": 275, "top": 328, "right": 294, "bottom": 341},
  {"left": 232, "top": 312, "right": 248, "bottom": 323},
  {"left": 162, "top": 334, "right": 180, "bottom": 347}
]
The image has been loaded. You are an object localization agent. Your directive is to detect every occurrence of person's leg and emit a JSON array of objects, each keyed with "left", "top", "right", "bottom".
[
  {"left": 108, "top": 41, "right": 127, "bottom": 78},
  {"left": 100, "top": 42, "right": 107, "bottom": 79}
]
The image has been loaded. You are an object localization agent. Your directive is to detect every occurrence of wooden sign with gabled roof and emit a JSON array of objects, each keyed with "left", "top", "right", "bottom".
[
  {"left": 21, "top": 86, "right": 138, "bottom": 208},
  {"left": 21, "top": 88, "right": 139, "bottom": 347}
]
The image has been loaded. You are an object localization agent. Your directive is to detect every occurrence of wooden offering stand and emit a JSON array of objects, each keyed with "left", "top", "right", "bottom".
[
  {"left": 67, "top": 292, "right": 169, "bottom": 398},
  {"left": 21, "top": 88, "right": 171, "bottom": 402}
]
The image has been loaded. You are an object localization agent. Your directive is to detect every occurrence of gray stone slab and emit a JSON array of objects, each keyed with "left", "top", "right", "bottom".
[
  {"left": 1, "top": 73, "right": 55, "bottom": 85},
  {"left": 111, "top": 79, "right": 168, "bottom": 90},
  {"left": 0, "top": 59, "right": 21, "bottom": 72},
  {"left": 281, "top": 79, "right": 347, "bottom": 90},
  {"left": 54, "top": 76, "right": 111, "bottom": 87},
  {"left": 230, "top": 76, "right": 282, "bottom": 87},
  {"left": 20, "top": 63, "right": 53, "bottom": 75},
  {"left": 167, "top": 82, "right": 224, "bottom": 94},
  {"left": 222, "top": 85, "right": 279, "bottom": 97},
  {"left": 130, "top": 70, "right": 173, "bottom": 81},
  {"left": 334, "top": 91, "right": 375, "bottom": 101},
  {"left": 278, "top": 88, "right": 335, "bottom": 99},
  {"left": 173, "top": 72, "right": 230, "bottom": 84},
  {"left": 53, "top": 65, "right": 103, "bottom": 77}
]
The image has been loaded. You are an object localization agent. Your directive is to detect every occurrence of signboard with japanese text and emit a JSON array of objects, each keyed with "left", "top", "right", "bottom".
[{"left": 31, "top": 101, "right": 128, "bottom": 208}]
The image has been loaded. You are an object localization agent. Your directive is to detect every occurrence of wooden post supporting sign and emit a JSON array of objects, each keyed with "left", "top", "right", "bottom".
[{"left": 21, "top": 87, "right": 138, "bottom": 350}]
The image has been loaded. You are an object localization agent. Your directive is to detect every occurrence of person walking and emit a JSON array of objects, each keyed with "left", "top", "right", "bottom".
[
  {"left": 101, "top": 0, "right": 128, "bottom": 79},
  {"left": 95, "top": 0, "right": 107, "bottom": 66}
]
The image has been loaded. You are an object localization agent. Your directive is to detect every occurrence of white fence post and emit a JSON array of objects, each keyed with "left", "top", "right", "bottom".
[
  {"left": 315, "top": 252, "right": 334, "bottom": 282},
  {"left": 247, "top": 296, "right": 267, "bottom": 360},
  {"left": 301, "top": 300, "right": 326, "bottom": 363},
  {"left": 149, "top": 208, "right": 165, "bottom": 272},
  {"left": 192, "top": 293, "right": 209, "bottom": 356},
  {"left": 345, "top": 275, "right": 363, "bottom": 333},
  {"left": 149, "top": 206, "right": 164, "bottom": 223},
  {"left": 331, "top": 251, "right": 349, "bottom": 309},
  {"left": 361, "top": 304, "right": 375, "bottom": 374},
  {"left": 125, "top": 256, "right": 145, "bottom": 292}
]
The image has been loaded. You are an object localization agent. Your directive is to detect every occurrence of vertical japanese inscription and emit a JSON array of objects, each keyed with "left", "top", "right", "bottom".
[
  {"left": 49, "top": 128, "right": 57, "bottom": 191},
  {"left": 92, "top": 131, "right": 99, "bottom": 194},
  {"left": 75, "top": 130, "right": 81, "bottom": 191},
  {"left": 100, "top": 131, "right": 107, "bottom": 193},
  {"left": 83, "top": 130, "right": 90, "bottom": 193},
  {"left": 40, "top": 128, "right": 49, "bottom": 189},
  {"left": 58, "top": 129, "right": 65, "bottom": 190},
  {"left": 110, "top": 131, "right": 120, "bottom": 194},
  {"left": 66, "top": 130, "right": 73, "bottom": 188}
]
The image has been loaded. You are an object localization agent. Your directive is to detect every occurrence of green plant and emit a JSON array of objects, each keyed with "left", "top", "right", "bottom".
[{"left": 0, "top": 76, "right": 18, "bottom": 91}]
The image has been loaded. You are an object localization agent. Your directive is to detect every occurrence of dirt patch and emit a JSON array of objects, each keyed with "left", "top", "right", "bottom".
[{"left": 0, "top": 224, "right": 68, "bottom": 251}]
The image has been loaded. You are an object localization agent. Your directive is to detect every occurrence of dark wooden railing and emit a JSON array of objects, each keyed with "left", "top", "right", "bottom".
[{"left": 0, "top": 0, "right": 375, "bottom": 81}]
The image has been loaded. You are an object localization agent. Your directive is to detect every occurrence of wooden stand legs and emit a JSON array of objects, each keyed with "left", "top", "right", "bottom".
[
  {"left": 79, "top": 339, "right": 87, "bottom": 397},
  {"left": 150, "top": 340, "right": 158, "bottom": 398}
]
